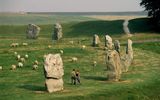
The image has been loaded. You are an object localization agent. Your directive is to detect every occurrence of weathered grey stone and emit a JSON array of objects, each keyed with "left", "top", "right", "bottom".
[
  {"left": 121, "top": 39, "right": 133, "bottom": 72},
  {"left": 45, "top": 78, "right": 63, "bottom": 93},
  {"left": 26, "top": 24, "right": 40, "bottom": 39},
  {"left": 92, "top": 34, "right": 100, "bottom": 47},
  {"left": 105, "top": 35, "right": 113, "bottom": 50},
  {"left": 52, "top": 23, "right": 63, "bottom": 40},
  {"left": 44, "top": 54, "right": 64, "bottom": 93},
  {"left": 106, "top": 50, "right": 122, "bottom": 81},
  {"left": 114, "top": 40, "right": 120, "bottom": 55}
]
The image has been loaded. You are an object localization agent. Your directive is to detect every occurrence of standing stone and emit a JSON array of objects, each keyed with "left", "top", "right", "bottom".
[
  {"left": 106, "top": 50, "right": 122, "bottom": 81},
  {"left": 26, "top": 24, "right": 40, "bottom": 39},
  {"left": 105, "top": 35, "right": 113, "bottom": 50},
  {"left": 52, "top": 23, "right": 63, "bottom": 40},
  {"left": 114, "top": 40, "right": 120, "bottom": 55},
  {"left": 121, "top": 39, "right": 133, "bottom": 72},
  {"left": 44, "top": 54, "right": 64, "bottom": 93},
  {"left": 92, "top": 34, "right": 101, "bottom": 47}
]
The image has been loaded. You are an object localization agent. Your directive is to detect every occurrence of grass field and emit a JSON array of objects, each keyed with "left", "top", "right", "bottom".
[{"left": 0, "top": 13, "right": 160, "bottom": 100}]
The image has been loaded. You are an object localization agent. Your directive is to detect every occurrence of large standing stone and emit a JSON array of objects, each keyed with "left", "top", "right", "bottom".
[
  {"left": 92, "top": 34, "right": 101, "bottom": 47},
  {"left": 26, "top": 24, "right": 40, "bottom": 39},
  {"left": 114, "top": 40, "right": 120, "bottom": 55},
  {"left": 105, "top": 35, "right": 113, "bottom": 50},
  {"left": 106, "top": 50, "right": 122, "bottom": 81},
  {"left": 44, "top": 54, "right": 64, "bottom": 93},
  {"left": 52, "top": 23, "right": 63, "bottom": 40},
  {"left": 121, "top": 39, "right": 133, "bottom": 72}
]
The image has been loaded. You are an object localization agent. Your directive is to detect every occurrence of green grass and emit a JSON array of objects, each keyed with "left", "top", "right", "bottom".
[{"left": 0, "top": 14, "right": 160, "bottom": 100}]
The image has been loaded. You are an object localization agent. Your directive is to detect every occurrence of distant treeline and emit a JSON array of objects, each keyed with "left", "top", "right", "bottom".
[{"left": 27, "top": 11, "right": 147, "bottom": 16}]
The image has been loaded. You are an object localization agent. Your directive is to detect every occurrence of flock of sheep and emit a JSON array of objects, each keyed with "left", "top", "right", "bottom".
[{"left": 0, "top": 41, "right": 95, "bottom": 71}]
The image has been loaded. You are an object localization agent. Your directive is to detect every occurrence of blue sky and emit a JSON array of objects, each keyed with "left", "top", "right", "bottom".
[{"left": 0, "top": 0, "right": 144, "bottom": 12}]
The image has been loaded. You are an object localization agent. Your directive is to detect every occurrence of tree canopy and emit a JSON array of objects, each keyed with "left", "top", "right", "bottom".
[{"left": 140, "top": 0, "right": 160, "bottom": 30}]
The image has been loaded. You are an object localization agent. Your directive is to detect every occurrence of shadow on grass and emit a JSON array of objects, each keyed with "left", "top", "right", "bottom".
[
  {"left": 19, "top": 84, "right": 46, "bottom": 92},
  {"left": 129, "top": 18, "right": 155, "bottom": 33},
  {"left": 82, "top": 75, "right": 107, "bottom": 81},
  {"left": 63, "top": 20, "right": 124, "bottom": 37},
  {"left": 63, "top": 18, "right": 155, "bottom": 37}
]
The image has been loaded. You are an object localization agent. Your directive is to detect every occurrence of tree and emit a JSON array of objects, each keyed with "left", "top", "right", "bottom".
[{"left": 140, "top": 0, "right": 160, "bottom": 30}]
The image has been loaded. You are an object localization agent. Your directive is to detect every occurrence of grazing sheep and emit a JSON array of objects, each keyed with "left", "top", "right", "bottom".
[
  {"left": 10, "top": 43, "right": 19, "bottom": 47},
  {"left": 81, "top": 45, "right": 86, "bottom": 50},
  {"left": 33, "top": 65, "right": 38, "bottom": 70},
  {"left": 71, "top": 57, "right": 78, "bottom": 62},
  {"left": 22, "top": 43, "right": 28, "bottom": 46},
  {"left": 60, "top": 50, "right": 63, "bottom": 54},
  {"left": 14, "top": 52, "right": 18, "bottom": 55},
  {"left": 25, "top": 54, "right": 28, "bottom": 59},
  {"left": 10, "top": 65, "right": 16, "bottom": 70},
  {"left": 0, "top": 66, "right": 3, "bottom": 70},
  {"left": 34, "top": 60, "right": 39, "bottom": 65},
  {"left": 20, "top": 58, "right": 25, "bottom": 63},
  {"left": 93, "top": 61, "right": 97, "bottom": 67},
  {"left": 48, "top": 45, "right": 52, "bottom": 49},
  {"left": 69, "top": 41, "right": 74, "bottom": 44},
  {"left": 17, "top": 55, "right": 21, "bottom": 60},
  {"left": 18, "top": 62, "right": 23, "bottom": 68}
]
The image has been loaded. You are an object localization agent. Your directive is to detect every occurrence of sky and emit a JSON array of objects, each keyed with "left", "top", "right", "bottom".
[{"left": 0, "top": 0, "right": 144, "bottom": 12}]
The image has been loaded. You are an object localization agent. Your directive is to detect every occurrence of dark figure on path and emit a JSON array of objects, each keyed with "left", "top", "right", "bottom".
[
  {"left": 76, "top": 70, "right": 81, "bottom": 84},
  {"left": 71, "top": 69, "right": 76, "bottom": 85}
]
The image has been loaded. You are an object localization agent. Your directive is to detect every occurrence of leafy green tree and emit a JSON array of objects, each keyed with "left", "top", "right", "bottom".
[{"left": 140, "top": 0, "right": 160, "bottom": 30}]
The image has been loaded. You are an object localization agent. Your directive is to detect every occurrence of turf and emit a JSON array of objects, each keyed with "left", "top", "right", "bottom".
[{"left": 0, "top": 14, "right": 160, "bottom": 100}]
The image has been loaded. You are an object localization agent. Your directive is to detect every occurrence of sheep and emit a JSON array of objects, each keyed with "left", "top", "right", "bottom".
[
  {"left": 93, "top": 61, "right": 97, "bottom": 67},
  {"left": 60, "top": 50, "right": 63, "bottom": 54},
  {"left": 34, "top": 60, "right": 39, "bottom": 65},
  {"left": 25, "top": 54, "right": 28, "bottom": 59},
  {"left": 48, "top": 45, "right": 51, "bottom": 48},
  {"left": 18, "top": 62, "right": 23, "bottom": 68},
  {"left": 81, "top": 45, "right": 86, "bottom": 50},
  {"left": 20, "top": 58, "right": 25, "bottom": 63},
  {"left": 71, "top": 57, "right": 78, "bottom": 62},
  {"left": 17, "top": 55, "right": 21, "bottom": 60},
  {"left": 0, "top": 66, "right": 3, "bottom": 70},
  {"left": 14, "top": 52, "right": 18, "bottom": 55},
  {"left": 10, "top": 43, "right": 19, "bottom": 47},
  {"left": 22, "top": 43, "right": 28, "bottom": 46},
  {"left": 10, "top": 65, "right": 16, "bottom": 70},
  {"left": 32, "top": 65, "right": 38, "bottom": 70},
  {"left": 69, "top": 41, "right": 74, "bottom": 44}
]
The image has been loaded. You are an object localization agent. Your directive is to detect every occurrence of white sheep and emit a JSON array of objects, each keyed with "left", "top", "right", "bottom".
[
  {"left": 71, "top": 57, "right": 78, "bottom": 62},
  {"left": 10, "top": 65, "right": 16, "bottom": 70},
  {"left": 33, "top": 65, "right": 38, "bottom": 70},
  {"left": 34, "top": 60, "right": 39, "bottom": 65},
  {"left": 10, "top": 43, "right": 19, "bottom": 47},
  {"left": 48, "top": 45, "right": 51, "bottom": 48},
  {"left": 14, "top": 52, "right": 18, "bottom": 55},
  {"left": 60, "top": 50, "right": 63, "bottom": 54},
  {"left": 81, "top": 45, "right": 86, "bottom": 50},
  {"left": 18, "top": 62, "right": 23, "bottom": 68},
  {"left": 22, "top": 43, "right": 28, "bottom": 46},
  {"left": 93, "top": 61, "right": 97, "bottom": 67},
  {"left": 25, "top": 54, "right": 28, "bottom": 59},
  {"left": 17, "top": 55, "right": 21, "bottom": 60},
  {"left": 69, "top": 41, "right": 74, "bottom": 44},
  {"left": 20, "top": 58, "right": 25, "bottom": 63},
  {"left": 0, "top": 66, "right": 3, "bottom": 70}
]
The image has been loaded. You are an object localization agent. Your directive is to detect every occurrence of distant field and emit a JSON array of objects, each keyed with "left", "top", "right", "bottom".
[
  {"left": 0, "top": 13, "right": 160, "bottom": 100},
  {"left": 0, "top": 13, "right": 94, "bottom": 25}
]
